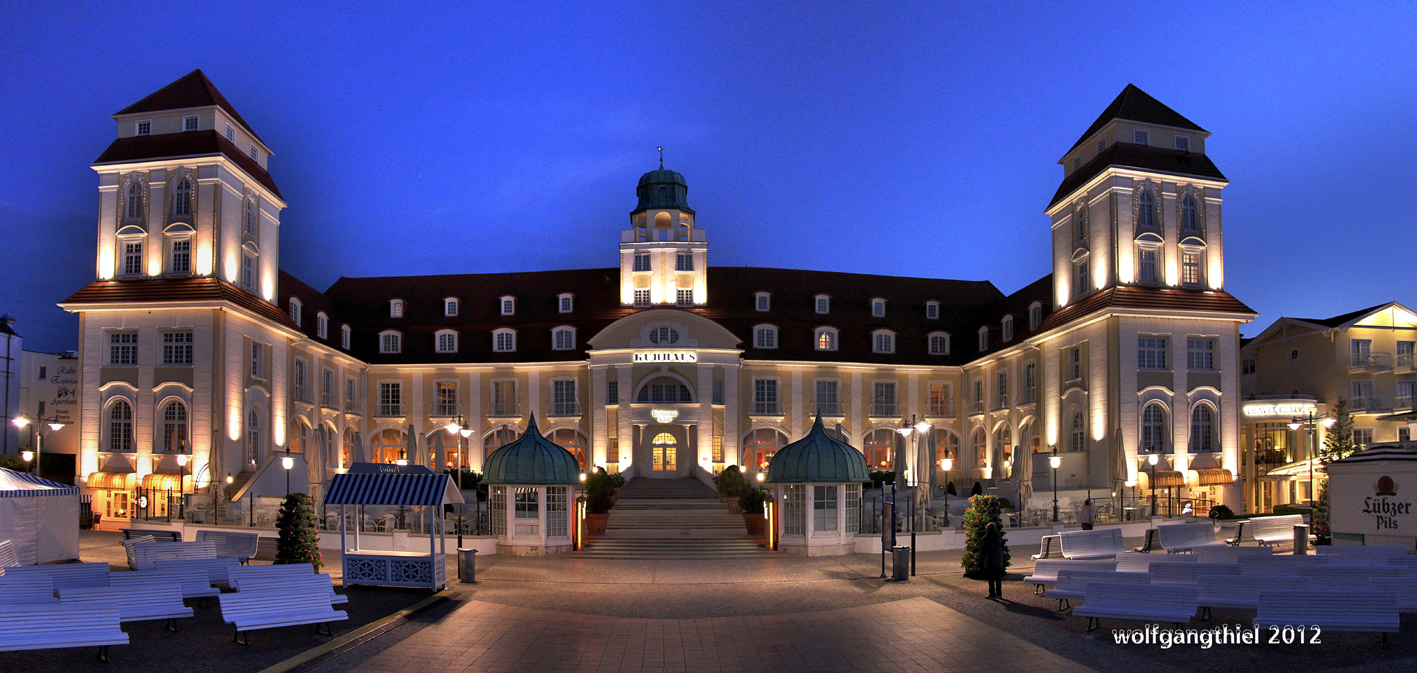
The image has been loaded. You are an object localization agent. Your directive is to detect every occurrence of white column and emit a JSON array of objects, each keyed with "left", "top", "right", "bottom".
[
  {"left": 790, "top": 369, "right": 804, "bottom": 437},
  {"left": 697, "top": 364, "right": 713, "bottom": 470},
  {"left": 851, "top": 371, "right": 864, "bottom": 446},
  {"left": 724, "top": 365, "right": 740, "bottom": 466},
  {"left": 592, "top": 366, "right": 609, "bottom": 466},
  {"left": 617, "top": 367, "right": 633, "bottom": 468},
  {"left": 468, "top": 371, "right": 483, "bottom": 471}
]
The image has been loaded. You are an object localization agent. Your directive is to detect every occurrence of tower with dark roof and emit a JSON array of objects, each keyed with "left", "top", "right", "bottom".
[
  {"left": 619, "top": 163, "right": 708, "bottom": 307},
  {"left": 1046, "top": 84, "right": 1228, "bottom": 310}
]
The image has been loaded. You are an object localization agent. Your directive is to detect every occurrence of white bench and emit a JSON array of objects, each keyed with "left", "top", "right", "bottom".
[
  {"left": 1195, "top": 545, "right": 1273, "bottom": 564},
  {"left": 155, "top": 556, "right": 241, "bottom": 585},
  {"left": 120, "top": 534, "right": 155, "bottom": 570},
  {"left": 196, "top": 530, "right": 260, "bottom": 565},
  {"left": 230, "top": 571, "right": 348, "bottom": 606},
  {"left": 1317, "top": 545, "right": 1409, "bottom": 558},
  {"left": 1295, "top": 565, "right": 1410, "bottom": 588},
  {"left": 1197, "top": 575, "right": 1310, "bottom": 619},
  {"left": 1072, "top": 583, "right": 1199, "bottom": 632},
  {"left": 133, "top": 540, "right": 218, "bottom": 570},
  {"left": 1250, "top": 515, "right": 1307, "bottom": 548},
  {"left": 0, "top": 575, "right": 58, "bottom": 605},
  {"left": 0, "top": 604, "right": 128, "bottom": 662},
  {"left": 1032, "top": 535, "right": 1061, "bottom": 560},
  {"left": 120, "top": 528, "right": 182, "bottom": 542},
  {"left": 1256, "top": 591, "right": 1399, "bottom": 648},
  {"left": 5, "top": 563, "right": 110, "bottom": 589},
  {"left": 1157, "top": 522, "right": 1224, "bottom": 553},
  {"left": 220, "top": 585, "right": 348, "bottom": 645},
  {"left": 1023, "top": 560, "right": 1117, "bottom": 595},
  {"left": 1059, "top": 528, "right": 1125, "bottom": 560},
  {"left": 1115, "top": 552, "right": 1197, "bottom": 573},
  {"left": 109, "top": 566, "right": 220, "bottom": 605},
  {"left": 1370, "top": 577, "right": 1417, "bottom": 612},
  {"left": 1151, "top": 562, "right": 1241, "bottom": 585},
  {"left": 1237, "top": 554, "right": 1329, "bottom": 575},
  {"left": 1224, "top": 520, "right": 1251, "bottom": 546},
  {"left": 1045, "top": 570, "right": 1151, "bottom": 610},
  {"left": 1132, "top": 528, "right": 1161, "bottom": 553},
  {"left": 58, "top": 583, "right": 192, "bottom": 631},
  {"left": 0, "top": 540, "right": 19, "bottom": 570}
]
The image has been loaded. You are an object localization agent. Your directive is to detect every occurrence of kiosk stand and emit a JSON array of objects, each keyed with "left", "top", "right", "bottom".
[{"left": 324, "top": 463, "right": 462, "bottom": 591}]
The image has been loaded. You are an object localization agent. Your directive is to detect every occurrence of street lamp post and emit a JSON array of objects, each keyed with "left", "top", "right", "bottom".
[
  {"left": 1290, "top": 412, "right": 1336, "bottom": 508},
  {"left": 12, "top": 415, "right": 65, "bottom": 479},
  {"left": 899, "top": 416, "right": 931, "bottom": 577},
  {"left": 1049, "top": 449, "right": 1061, "bottom": 522},
  {"left": 282, "top": 448, "right": 294, "bottom": 495},
  {"left": 176, "top": 454, "right": 188, "bottom": 519},
  {"left": 1147, "top": 453, "right": 1159, "bottom": 516},
  {"left": 939, "top": 457, "right": 953, "bottom": 527}
]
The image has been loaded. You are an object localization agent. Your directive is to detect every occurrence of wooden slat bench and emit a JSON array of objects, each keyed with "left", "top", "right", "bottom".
[
  {"left": 120, "top": 535, "right": 155, "bottom": 570},
  {"left": 219, "top": 585, "right": 348, "bottom": 645},
  {"left": 1073, "top": 583, "right": 1199, "bottom": 631},
  {"left": 1158, "top": 522, "right": 1224, "bottom": 553},
  {"left": 1045, "top": 570, "right": 1151, "bottom": 611},
  {"left": 109, "top": 567, "right": 219, "bottom": 605},
  {"left": 0, "top": 540, "right": 19, "bottom": 570},
  {"left": 0, "top": 604, "right": 128, "bottom": 662},
  {"left": 1256, "top": 591, "right": 1399, "bottom": 648},
  {"left": 1059, "top": 528, "right": 1125, "bottom": 560},
  {"left": 0, "top": 575, "right": 58, "bottom": 605},
  {"left": 1023, "top": 560, "right": 1117, "bottom": 595},
  {"left": 1031, "top": 535, "right": 1061, "bottom": 560},
  {"left": 1295, "top": 565, "right": 1411, "bottom": 588},
  {"left": 1197, "top": 575, "right": 1310, "bottom": 619},
  {"left": 196, "top": 530, "right": 260, "bottom": 565},
  {"left": 154, "top": 557, "right": 241, "bottom": 585},
  {"left": 132, "top": 541, "right": 218, "bottom": 570},
  {"left": 1249, "top": 515, "right": 1307, "bottom": 548},
  {"left": 1115, "top": 552, "right": 1197, "bottom": 573},
  {"left": 58, "top": 584, "right": 192, "bottom": 631},
  {"left": 1317, "top": 545, "right": 1409, "bottom": 558},
  {"left": 1237, "top": 554, "right": 1329, "bottom": 575},
  {"left": 1370, "top": 577, "right": 1417, "bottom": 612},
  {"left": 5, "top": 563, "right": 110, "bottom": 590},
  {"left": 120, "top": 528, "right": 182, "bottom": 542},
  {"left": 230, "top": 571, "right": 348, "bottom": 606},
  {"left": 1151, "top": 562, "right": 1241, "bottom": 585},
  {"left": 1224, "top": 520, "right": 1251, "bottom": 546},
  {"left": 1133, "top": 528, "right": 1160, "bottom": 553},
  {"left": 1195, "top": 545, "right": 1273, "bottom": 564}
]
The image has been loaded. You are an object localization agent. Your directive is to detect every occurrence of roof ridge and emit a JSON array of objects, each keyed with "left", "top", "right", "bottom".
[
  {"left": 114, "top": 69, "right": 266, "bottom": 147},
  {"left": 1065, "top": 84, "right": 1207, "bottom": 155}
]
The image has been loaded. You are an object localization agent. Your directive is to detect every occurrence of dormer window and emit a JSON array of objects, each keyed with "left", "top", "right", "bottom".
[
  {"left": 558, "top": 293, "right": 574, "bottom": 313},
  {"left": 1174, "top": 135, "right": 1190, "bottom": 151},
  {"left": 500, "top": 296, "right": 516, "bottom": 315},
  {"left": 928, "top": 332, "right": 951, "bottom": 355},
  {"left": 493, "top": 328, "right": 516, "bottom": 352},
  {"left": 288, "top": 298, "right": 302, "bottom": 326},
  {"left": 815, "top": 295, "right": 830, "bottom": 314},
  {"left": 872, "top": 330, "right": 895, "bottom": 354},
  {"left": 552, "top": 327, "right": 576, "bottom": 351},
  {"left": 317, "top": 312, "right": 328, "bottom": 339},
  {"left": 1133, "top": 130, "right": 1149, "bottom": 145},
  {"left": 225, "top": 124, "right": 235, "bottom": 141},
  {"left": 379, "top": 331, "right": 402, "bottom": 354},
  {"left": 389, "top": 299, "right": 404, "bottom": 318},
  {"left": 754, "top": 325, "right": 778, "bottom": 349},
  {"left": 444, "top": 298, "right": 459, "bottom": 317},
  {"left": 1028, "top": 302, "right": 1042, "bottom": 331},
  {"left": 249, "top": 145, "right": 259, "bottom": 161},
  {"left": 978, "top": 327, "right": 989, "bottom": 352},
  {"left": 815, "top": 327, "right": 838, "bottom": 351},
  {"left": 183, "top": 115, "right": 199, "bottom": 132},
  {"left": 340, "top": 324, "right": 351, "bottom": 350},
  {"left": 755, "top": 292, "right": 771, "bottom": 312},
  {"left": 1002, "top": 316, "right": 1014, "bottom": 342},
  {"left": 135, "top": 120, "right": 151, "bottom": 136},
  {"left": 871, "top": 299, "right": 886, "bottom": 317},
  {"left": 435, "top": 330, "right": 458, "bottom": 354},
  {"left": 925, "top": 301, "right": 939, "bottom": 320}
]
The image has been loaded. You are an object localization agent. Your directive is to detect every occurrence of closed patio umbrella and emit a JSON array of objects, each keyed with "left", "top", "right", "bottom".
[
  {"left": 1018, "top": 451, "right": 1033, "bottom": 510},
  {"left": 407, "top": 424, "right": 422, "bottom": 466},
  {"left": 308, "top": 426, "right": 326, "bottom": 489},
  {"left": 1109, "top": 426, "right": 1128, "bottom": 492},
  {"left": 353, "top": 431, "right": 368, "bottom": 463}
]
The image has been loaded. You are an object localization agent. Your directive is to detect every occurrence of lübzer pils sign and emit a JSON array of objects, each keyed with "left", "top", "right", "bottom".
[
  {"left": 1329, "top": 456, "right": 1417, "bottom": 539},
  {"left": 1361, "top": 476, "right": 1413, "bottom": 531}
]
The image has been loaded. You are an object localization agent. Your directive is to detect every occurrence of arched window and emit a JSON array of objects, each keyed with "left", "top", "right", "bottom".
[
  {"left": 1141, "top": 403, "right": 1168, "bottom": 454},
  {"left": 125, "top": 182, "right": 143, "bottom": 220},
  {"left": 484, "top": 426, "right": 522, "bottom": 456},
  {"left": 492, "top": 328, "right": 516, "bottom": 353},
  {"left": 436, "top": 330, "right": 458, "bottom": 353},
  {"left": 862, "top": 428, "right": 899, "bottom": 469},
  {"left": 243, "top": 199, "right": 256, "bottom": 235},
  {"left": 651, "top": 432, "right": 678, "bottom": 471},
  {"left": 972, "top": 428, "right": 988, "bottom": 467},
  {"left": 161, "top": 402, "right": 188, "bottom": 453},
  {"left": 815, "top": 327, "right": 837, "bottom": 351},
  {"left": 636, "top": 376, "right": 693, "bottom": 403},
  {"left": 994, "top": 426, "right": 1013, "bottom": 471},
  {"left": 1070, "top": 411, "right": 1085, "bottom": 453},
  {"left": 341, "top": 428, "right": 354, "bottom": 468},
  {"left": 552, "top": 327, "right": 575, "bottom": 351},
  {"left": 1138, "top": 190, "right": 1155, "bottom": 229},
  {"left": 743, "top": 428, "right": 788, "bottom": 470},
  {"left": 932, "top": 429, "right": 960, "bottom": 463},
  {"left": 371, "top": 428, "right": 406, "bottom": 464},
  {"left": 871, "top": 299, "right": 886, "bottom": 317},
  {"left": 1189, "top": 405, "right": 1215, "bottom": 452},
  {"left": 172, "top": 179, "right": 192, "bottom": 217},
  {"left": 754, "top": 325, "right": 778, "bottom": 349},
  {"left": 928, "top": 332, "right": 950, "bottom": 355},
  {"left": 1181, "top": 195, "right": 1198, "bottom": 231},
  {"left": 288, "top": 418, "right": 307, "bottom": 455},
  {"left": 548, "top": 428, "right": 589, "bottom": 468},
  {"left": 108, "top": 400, "right": 133, "bottom": 453},
  {"left": 246, "top": 409, "right": 261, "bottom": 465}
]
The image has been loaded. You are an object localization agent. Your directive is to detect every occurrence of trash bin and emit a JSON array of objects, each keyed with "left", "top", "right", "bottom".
[
  {"left": 1293, "top": 524, "right": 1310, "bottom": 556},
  {"left": 891, "top": 545, "right": 910, "bottom": 581},
  {"left": 458, "top": 547, "right": 478, "bottom": 583}
]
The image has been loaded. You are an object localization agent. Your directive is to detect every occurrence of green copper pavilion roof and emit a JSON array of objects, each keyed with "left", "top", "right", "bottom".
[
  {"left": 765, "top": 415, "right": 870, "bottom": 484},
  {"left": 482, "top": 413, "right": 581, "bottom": 485},
  {"left": 632, "top": 166, "right": 694, "bottom": 215}
]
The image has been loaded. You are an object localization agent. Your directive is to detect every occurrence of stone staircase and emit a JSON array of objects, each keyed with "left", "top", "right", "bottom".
[{"left": 574, "top": 477, "right": 768, "bottom": 559}]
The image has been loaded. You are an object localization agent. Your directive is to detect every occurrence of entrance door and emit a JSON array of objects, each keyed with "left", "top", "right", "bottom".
[{"left": 651, "top": 432, "right": 678, "bottom": 474}]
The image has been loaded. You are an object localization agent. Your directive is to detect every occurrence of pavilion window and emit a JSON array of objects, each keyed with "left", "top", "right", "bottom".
[
  {"left": 784, "top": 484, "right": 806, "bottom": 536},
  {"left": 547, "top": 486, "right": 568, "bottom": 538},
  {"left": 814, "top": 485, "right": 838, "bottom": 532},
  {"left": 514, "top": 487, "right": 539, "bottom": 536},
  {"left": 491, "top": 486, "right": 506, "bottom": 536},
  {"left": 845, "top": 484, "right": 861, "bottom": 534}
]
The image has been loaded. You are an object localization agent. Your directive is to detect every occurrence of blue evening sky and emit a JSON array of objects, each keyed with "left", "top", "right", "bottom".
[{"left": 2, "top": 2, "right": 1415, "bottom": 351}]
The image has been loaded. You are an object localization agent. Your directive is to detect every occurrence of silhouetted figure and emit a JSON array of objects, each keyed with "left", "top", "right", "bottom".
[
  {"left": 982, "top": 521, "right": 1005, "bottom": 598},
  {"left": 1080, "top": 499, "right": 1096, "bottom": 531}
]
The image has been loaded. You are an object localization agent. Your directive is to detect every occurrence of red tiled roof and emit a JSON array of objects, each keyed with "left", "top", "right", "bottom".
[
  {"left": 60, "top": 277, "right": 298, "bottom": 331},
  {"left": 115, "top": 69, "right": 266, "bottom": 146},
  {"left": 1049, "top": 142, "right": 1226, "bottom": 208},
  {"left": 93, "top": 130, "right": 282, "bottom": 199},
  {"left": 1038, "top": 286, "right": 1256, "bottom": 332}
]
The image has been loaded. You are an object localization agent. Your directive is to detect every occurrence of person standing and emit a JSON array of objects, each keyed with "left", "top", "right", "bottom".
[
  {"left": 982, "top": 521, "right": 1005, "bottom": 598},
  {"left": 1079, "top": 499, "right": 1096, "bottom": 531}
]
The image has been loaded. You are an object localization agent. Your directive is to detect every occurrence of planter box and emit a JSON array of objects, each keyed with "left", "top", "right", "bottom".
[
  {"left": 584, "top": 513, "right": 608, "bottom": 535},
  {"left": 743, "top": 513, "right": 766, "bottom": 536}
]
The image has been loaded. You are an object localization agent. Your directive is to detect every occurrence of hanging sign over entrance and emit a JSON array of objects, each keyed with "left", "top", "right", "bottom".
[
  {"left": 651, "top": 409, "right": 680, "bottom": 423},
  {"left": 1241, "top": 399, "right": 1317, "bottom": 419},
  {"left": 634, "top": 351, "right": 697, "bottom": 364}
]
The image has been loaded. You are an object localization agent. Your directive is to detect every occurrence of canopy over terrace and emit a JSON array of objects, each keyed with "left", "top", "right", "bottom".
[
  {"left": 0, "top": 467, "right": 81, "bottom": 565},
  {"left": 324, "top": 463, "right": 462, "bottom": 591}
]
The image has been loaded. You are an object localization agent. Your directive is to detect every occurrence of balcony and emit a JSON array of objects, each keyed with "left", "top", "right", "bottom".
[
  {"left": 1397, "top": 395, "right": 1413, "bottom": 411},
  {"left": 870, "top": 403, "right": 897, "bottom": 418},
  {"left": 1399, "top": 353, "right": 1415, "bottom": 371},
  {"left": 993, "top": 396, "right": 1009, "bottom": 411},
  {"left": 968, "top": 401, "right": 985, "bottom": 416},
  {"left": 1349, "top": 396, "right": 1390, "bottom": 413},
  {"left": 1350, "top": 351, "right": 1393, "bottom": 373},
  {"left": 344, "top": 401, "right": 360, "bottom": 415},
  {"left": 375, "top": 404, "right": 403, "bottom": 417},
  {"left": 753, "top": 402, "right": 782, "bottom": 416},
  {"left": 926, "top": 403, "right": 953, "bottom": 418},
  {"left": 550, "top": 403, "right": 581, "bottom": 417},
  {"left": 489, "top": 403, "right": 520, "bottom": 418},
  {"left": 292, "top": 386, "right": 310, "bottom": 404},
  {"left": 815, "top": 402, "right": 842, "bottom": 417},
  {"left": 430, "top": 403, "right": 459, "bottom": 418},
  {"left": 1018, "top": 388, "right": 1037, "bottom": 405}
]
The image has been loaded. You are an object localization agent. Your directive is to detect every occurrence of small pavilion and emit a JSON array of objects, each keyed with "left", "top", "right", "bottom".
[
  {"left": 765, "top": 414, "right": 871, "bottom": 556},
  {"left": 483, "top": 413, "right": 581, "bottom": 556}
]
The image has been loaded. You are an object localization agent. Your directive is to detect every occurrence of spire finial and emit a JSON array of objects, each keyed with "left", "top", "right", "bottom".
[{"left": 657, "top": 146, "right": 663, "bottom": 169}]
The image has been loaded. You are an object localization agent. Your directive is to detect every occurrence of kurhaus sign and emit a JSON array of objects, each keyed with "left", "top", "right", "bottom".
[
  {"left": 1241, "top": 400, "right": 1317, "bottom": 419},
  {"left": 634, "top": 351, "right": 697, "bottom": 364}
]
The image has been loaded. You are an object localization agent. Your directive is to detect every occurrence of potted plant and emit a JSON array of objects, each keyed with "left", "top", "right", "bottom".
[
  {"left": 740, "top": 487, "right": 768, "bottom": 536},
  {"left": 583, "top": 470, "right": 615, "bottom": 535},
  {"left": 610, "top": 472, "right": 625, "bottom": 504},
  {"left": 715, "top": 465, "right": 746, "bottom": 508}
]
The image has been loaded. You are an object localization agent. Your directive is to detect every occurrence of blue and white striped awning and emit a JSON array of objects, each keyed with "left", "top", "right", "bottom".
[
  {"left": 0, "top": 467, "right": 81, "bottom": 498},
  {"left": 323, "top": 471, "right": 463, "bottom": 506}
]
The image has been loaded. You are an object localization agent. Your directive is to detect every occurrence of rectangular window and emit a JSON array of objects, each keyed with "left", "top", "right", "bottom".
[
  {"left": 553, "top": 329, "right": 574, "bottom": 350},
  {"left": 183, "top": 115, "right": 199, "bottom": 131},
  {"left": 37, "top": 367, "right": 46, "bottom": 381},
  {"left": 552, "top": 379, "right": 578, "bottom": 416},
  {"left": 435, "top": 382, "right": 458, "bottom": 417},
  {"left": 712, "top": 380, "right": 724, "bottom": 405},
  {"left": 1133, "top": 129, "right": 1149, "bottom": 145},
  {"left": 249, "top": 342, "right": 262, "bottom": 378},
  {"left": 1351, "top": 380, "right": 1373, "bottom": 411},
  {"left": 971, "top": 379, "right": 984, "bottom": 414},
  {"left": 995, "top": 372, "right": 1008, "bottom": 409},
  {"left": 1242, "top": 358, "right": 1257, "bottom": 375},
  {"left": 378, "top": 382, "right": 401, "bottom": 416},
  {"left": 1030, "top": 305, "right": 1042, "bottom": 330},
  {"left": 677, "top": 289, "right": 693, "bottom": 307},
  {"left": 445, "top": 299, "right": 458, "bottom": 316},
  {"left": 1068, "top": 345, "right": 1082, "bottom": 381},
  {"left": 1397, "top": 341, "right": 1414, "bottom": 368},
  {"left": 390, "top": 300, "right": 404, "bottom": 318},
  {"left": 816, "top": 296, "right": 829, "bottom": 314},
  {"left": 492, "top": 380, "right": 517, "bottom": 417},
  {"left": 249, "top": 145, "right": 259, "bottom": 161},
  {"left": 170, "top": 239, "right": 190, "bottom": 274},
  {"left": 1023, "top": 362, "right": 1037, "bottom": 403},
  {"left": 753, "top": 378, "right": 779, "bottom": 415},
  {"left": 871, "top": 300, "right": 886, "bottom": 317},
  {"left": 1138, "top": 337, "right": 1167, "bottom": 370},
  {"left": 633, "top": 289, "right": 650, "bottom": 307},
  {"left": 929, "top": 334, "right": 949, "bottom": 355},
  {"left": 109, "top": 332, "right": 138, "bottom": 365},
  {"left": 293, "top": 360, "right": 308, "bottom": 402},
  {"left": 225, "top": 124, "right": 235, "bottom": 141},
  {"left": 785, "top": 484, "right": 805, "bottom": 536},
  {"left": 162, "top": 332, "right": 193, "bottom": 365},
  {"left": 607, "top": 380, "right": 619, "bottom": 404},
  {"left": 1395, "top": 381, "right": 1413, "bottom": 410},
  {"left": 633, "top": 254, "right": 651, "bottom": 272},
  {"left": 341, "top": 326, "right": 351, "bottom": 350},
  {"left": 123, "top": 242, "right": 143, "bottom": 276},
  {"left": 559, "top": 295, "right": 573, "bottom": 313},
  {"left": 241, "top": 255, "right": 254, "bottom": 289},
  {"left": 845, "top": 484, "right": 861, "bottom": 534},
  {"left": 1351, "top": 339, "right": 1373, "bottom": 367},
  {"left": 1075, "top": 259, "right": 1090, "bottom": 294},
  {"left": 1187, "top": 339, "right": 1214, "bottom": 370},
  {"left": 500, "top": 298, "right": 515, "bottom": 315},
  {"left": 494, "top": 331, "right": 515, "bottom": 352},
  {"left": 675, "top": 253, "right": 693, "bottom": 271},
  {"left": 756, "top": 294, "right": 770, "bottom": 311},
  {"left": 814, "top": 485, "right": 838, "bottom": 532},
  {"left": 872, "top": 381, "right": 897, "bottom": 417},
  {"left": 815, "top": 380, "right": 840, "bottom": 416},
  {"left": 317, "top": 315, "right": 328, "bottom": 339},
  {"left": 437, "top": 332, "right": 457, "bottom": 353},
  {"left": 346, "top": 378, "right": 357, "bottom": 412},
  {"left": 978, "top": 330, "right": 988, "bottom": 352},
  {"left": 514, "top": 487, "right": 539, "bottom": 524},
  {"left": 1138, "top": 247, "right": 1158, "bottom": 283},
  {"left": 1182, "top": 251, "right": 1201, "bottom": 285},
  {"left": 1002, "top": 319, "right": 1013, "bottom": 342},
  {"left": 755, "top": 327, "right": 776, "bottom": 349},
  {"left": 136, "top": 120, "right": 151, "bottom": 136},
  {"left": 928, "top": 383, "right": 951, "bottom": 417},
  {"left": 547, "top": 486, "right": 568, "bottom": 538},
  {"left": 381, "top": 333, "right": 401, "bottom": 353},
  {"left": 926, "top": 303, "right": 939, "bottom": 319},
  {"left": 1174, "top": 135, "right": 1189, "bottom": 151},
  {"left": 874, "top": 332, "right": 894, "bottom": 353},
  {"left": 1354, "top": 429, "right": 1374, "bottom": 447},
  {"left": 1097, "top": 139, "right": 1106, "bottom": 153},
  {"left": 322, "top": 369, "right": 334, "bottom": 407},
  {"left": 491, "top": 487, "right": 506, "bottom": 536}
]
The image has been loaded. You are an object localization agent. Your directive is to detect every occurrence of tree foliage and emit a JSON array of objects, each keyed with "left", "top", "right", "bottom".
[
  {"left": 960, "top": 494, "right": 1010, "bottom": 577},
  {"left": 275, "top": 492, "right": 323, "bottom": 571},
  {"left": 1320, "top": 398, "right": 1358, "bottom": 464}
]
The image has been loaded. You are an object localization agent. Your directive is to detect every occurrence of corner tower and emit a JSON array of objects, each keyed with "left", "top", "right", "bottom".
[
  {"left": 1045, "top": 84, "right": 1228, "bottom": 310},
  {"left": 619, "top": 164, "right": 708, "bottom": 307}
]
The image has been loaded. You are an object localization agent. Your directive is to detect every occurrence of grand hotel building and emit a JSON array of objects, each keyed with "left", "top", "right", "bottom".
[{"left": 61, "top": 72, "right": 1256, "bottom": 522}]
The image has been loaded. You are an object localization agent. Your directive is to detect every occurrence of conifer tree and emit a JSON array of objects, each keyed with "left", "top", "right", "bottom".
[{"left": 275, "top": 492, "right": 323, "bottom": 570}]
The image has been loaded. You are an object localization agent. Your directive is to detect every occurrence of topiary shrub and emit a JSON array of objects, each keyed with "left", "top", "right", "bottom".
[
  {"left": 715, "top": 465, "right": 747, "bottom": 498},
  {"left": 1208, "top": 504, "right": 1235, "bottom": 520},
  {"left": 739, "top": 487, "right": 767, "bottom": 514},
  {"left": 275, "top": 492, "right": 322, "bottom": 571},
  {"left": 960, "top": 494, "right": 1009, "bottom": 578},
  {"left": 585, "top": 469, "right": 616, "bottom": 514}
]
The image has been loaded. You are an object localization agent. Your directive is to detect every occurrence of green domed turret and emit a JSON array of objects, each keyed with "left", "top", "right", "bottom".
[{"left": 632, "top": 166, "right": 694, "bottom": 215}]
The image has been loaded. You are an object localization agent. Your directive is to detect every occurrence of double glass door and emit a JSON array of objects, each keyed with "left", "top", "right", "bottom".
[{"left": 651, "top": 432, "right": 677, "bottom": 473}]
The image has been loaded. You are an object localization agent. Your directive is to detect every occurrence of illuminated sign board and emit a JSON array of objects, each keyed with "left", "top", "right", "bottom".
[
  {"left": 1241, "top": 400, "right": 1318, "bottom": 419},
  {"left": 633, "top": 351, "right": 697, "bottom": 364},
  {"left": 651, "top": 409, "right": 680, "bottom": 423}
]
